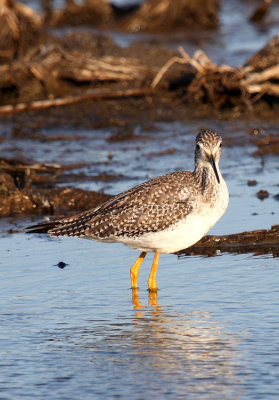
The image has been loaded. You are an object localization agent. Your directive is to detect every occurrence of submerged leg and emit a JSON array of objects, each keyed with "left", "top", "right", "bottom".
[
  {"left": 148, "top": 251, "right": 160, "bottom": 292},
  {"left": 130, "top": 251, "right": 147, "bottom": 289}
]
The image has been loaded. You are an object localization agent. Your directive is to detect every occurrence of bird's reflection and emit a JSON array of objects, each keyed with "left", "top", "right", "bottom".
[
  {"left": 132, "top": 288, "right": 159, "bottom": 309},
  {"left": 128, "top": 289, "right": 242, "bottom": 397},
  {"left": 49, "top": 290, "right": 243, "bottom": 398}
]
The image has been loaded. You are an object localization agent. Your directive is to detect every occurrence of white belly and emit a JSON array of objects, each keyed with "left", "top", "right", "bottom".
[
  {"left": 119, "top": 213, "right": 216, "bottom": 253},
  {"left": 118, "top": 179, "right": 229, "bottom": 254}
]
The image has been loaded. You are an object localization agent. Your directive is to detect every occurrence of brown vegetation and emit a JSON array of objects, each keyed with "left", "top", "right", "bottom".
[
  {"left": 45, "top": 0, "right": 113, "bottom": 27},
  {"left": 152, "top": 44, "right": 279, "bottom": 110},
  {"left": 0, "top": 158, "right": 110, "bottom": 217},
  {"left": 1, "top": 1, "right": 279, "bottom": 115},
  {"left": 118, "top": 0, "right": 220, "bottom": 32},
  {"left": 0, "top": 40, "right": 153, "bottom": 107},
  {"left": 44, "top": 0, "right": 220, "bottom": 31},
  {"left": 178, "top": 225, "right": 279, "bottom": 257},
  {"left": 0, "top": 0, "right": 43, "bottom": 63}
]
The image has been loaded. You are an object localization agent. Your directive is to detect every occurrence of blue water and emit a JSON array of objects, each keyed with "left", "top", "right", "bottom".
[
  {"left": 1, "top": 116, "right": 279, "bottom": 399},
  {"left": 2, "top": 1, "right": 279, "bottom": 398},
  {"left": 1, "top": 232, "right": 279, "bottom": 399}
]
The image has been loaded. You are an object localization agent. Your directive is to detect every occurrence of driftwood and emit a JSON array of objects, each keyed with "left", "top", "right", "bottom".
[
  {"left": 178, "top": 225, "right": 279, "bottom": 257},
  {"left": 0, "top": 0, "right": 42, "bottom": 62},
  {"left": 58, "top": 54, "right": 148, "bottom": 82},
  {"left": 0, "top": 87, "right": 155, "bottom": 115},
  {"left": 1, "top": 1, "right": 279, "bottom": 112},
  {"left": 152, "top": 46, "right": 235, "bottom": 88},
  {"left": 152, "top": 45, "right": 279, "bottom": 109},
  {"left": 0, "top": 41, "right": 154, "bottom": 107},
  {"left": 0, "top": 160, "right": 61, "bottom": 174},
  {"left": 1, "top": 44, "right": 149, "bottom": 82},
  {"left": 241, "top": 65, "right": 279, "bottom": 96}
]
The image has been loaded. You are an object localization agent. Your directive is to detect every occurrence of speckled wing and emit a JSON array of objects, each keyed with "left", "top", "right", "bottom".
[{"left": 44, "top": 171, "right": 195, "bottom": 239}]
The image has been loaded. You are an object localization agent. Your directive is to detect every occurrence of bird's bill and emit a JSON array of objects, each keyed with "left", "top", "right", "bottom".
[{"left": 209, "top": 156, "right": 220, "bottom": 183}]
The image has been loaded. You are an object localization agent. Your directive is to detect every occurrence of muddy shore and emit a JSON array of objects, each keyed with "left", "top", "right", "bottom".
[{"left": 1, "top": 0, "right": 279, "bottom": 115}]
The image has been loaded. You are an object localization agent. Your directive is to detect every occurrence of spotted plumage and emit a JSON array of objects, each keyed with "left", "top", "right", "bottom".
[{"left": 26, "top": 129, "right": 229, "bottom": 291}]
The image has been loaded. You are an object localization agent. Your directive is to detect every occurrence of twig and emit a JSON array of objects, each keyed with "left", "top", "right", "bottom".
[
  {"left": 151, "top": 47, "right": 234, "bottom": 89},
  {"left": 0, "top": 162, "right": 61, "bottom": 171},
  {"left": 151, "top": 56, "right": 188, "bottom": 88},
  {"left": 242, "top": 65, "right": 279, "bottom": 85},
  {"left": 0, "top": 88, "right": 155, "bottom": 115},
  {"left": 245, "top": 83, "right": 279, "bottom": 95}
]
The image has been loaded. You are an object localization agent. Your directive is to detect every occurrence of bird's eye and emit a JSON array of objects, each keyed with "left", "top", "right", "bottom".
[
  {"left": 196, "top": 144, "right": 200, "bottom": 151},
  {"left": 219, "top": 143, "right": 222, "bottom": 148}
]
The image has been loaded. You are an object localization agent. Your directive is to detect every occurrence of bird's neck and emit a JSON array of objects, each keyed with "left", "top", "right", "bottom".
[{"left": 193, "top": 163, "right": 221, "bottom": 194}]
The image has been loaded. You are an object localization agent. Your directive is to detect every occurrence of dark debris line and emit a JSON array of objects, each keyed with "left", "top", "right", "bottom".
[{"left": 178, "top": 225, "right": 279, "bottom": 258}]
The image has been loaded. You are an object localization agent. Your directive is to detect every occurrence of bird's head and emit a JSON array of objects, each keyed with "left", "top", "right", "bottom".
[{"left": 195, "top": 129, "right": 223, "bottom": 183}]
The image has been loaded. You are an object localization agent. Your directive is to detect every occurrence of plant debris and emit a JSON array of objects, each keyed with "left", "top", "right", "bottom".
[
  {"left": 1, "top": 1, "right": 279, "bottom": 115},
  {"left": 44, "top": 0, "right": 220, "bottom": 31},
  {"left": 117, "top": 0, "right": 220, "bottom": 32},
  {"left": 178, "top": 224, "right": 279, "bottom": 257},
  {"left": 0, "top": 158, "right": 110, "bottom": 217}
]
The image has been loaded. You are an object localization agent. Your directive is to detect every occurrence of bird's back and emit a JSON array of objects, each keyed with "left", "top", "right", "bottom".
[{"left": 27, "top": 171, "right": 196, "bottom": 240}]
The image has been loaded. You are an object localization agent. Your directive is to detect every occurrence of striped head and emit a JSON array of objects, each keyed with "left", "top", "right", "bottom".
[{"left": 194, "top": 129, "right": 223, "bottom": 183}]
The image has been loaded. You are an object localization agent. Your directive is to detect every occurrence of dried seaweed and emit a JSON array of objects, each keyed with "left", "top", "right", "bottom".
[
  {"left": 178, "top": 225, "right": 279, "bottom": 257},
  {"left": 152, "top": 45, "right": 279, "bottom": 110}
]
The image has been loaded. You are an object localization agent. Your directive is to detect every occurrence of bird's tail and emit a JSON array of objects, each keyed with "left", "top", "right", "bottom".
[
  {"left": 25, "top": 209, "right": 96, "bottom": 237},
  {"left": 25, "top": 220, "right": 60, "bottom": 234}
]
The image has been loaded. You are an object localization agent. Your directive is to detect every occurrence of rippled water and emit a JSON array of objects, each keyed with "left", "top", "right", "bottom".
[
  {"left": 2, "top": 1, "right": 279, "bottom": 398},
  {"left": 1, "top": 231, "right": 279, "bottom": 399},
  {"left": 1, "top": 116, "right": 279, "bottom": 399}
]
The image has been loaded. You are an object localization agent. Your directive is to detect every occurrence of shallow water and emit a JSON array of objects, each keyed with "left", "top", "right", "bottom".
[
  {"left": 2, "top": 1, "right": 279, "bottom": 398},
  {"left": 1, "top": 117, "right": 279, "bottom": 399},
  {"left": 1, "top": 230, "right": 279, "bottom": 399}
]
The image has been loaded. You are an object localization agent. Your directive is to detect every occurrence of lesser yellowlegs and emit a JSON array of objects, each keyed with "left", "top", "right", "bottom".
[{"left": 27, "top": 129, "right": 229, "bottom": 292}]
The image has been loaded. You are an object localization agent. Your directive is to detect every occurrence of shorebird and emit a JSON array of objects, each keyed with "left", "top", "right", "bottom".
[{"left": 26, "top": 129, "right": 229, "bottom": 292}]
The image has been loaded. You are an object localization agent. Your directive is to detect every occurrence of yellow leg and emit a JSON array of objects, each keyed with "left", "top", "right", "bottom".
[
  {"left": 148, "top": 251, "right": 160, "bottom": 292},
  {"left": 130, "top": 251, "right": 147, "bottom": 289}
]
